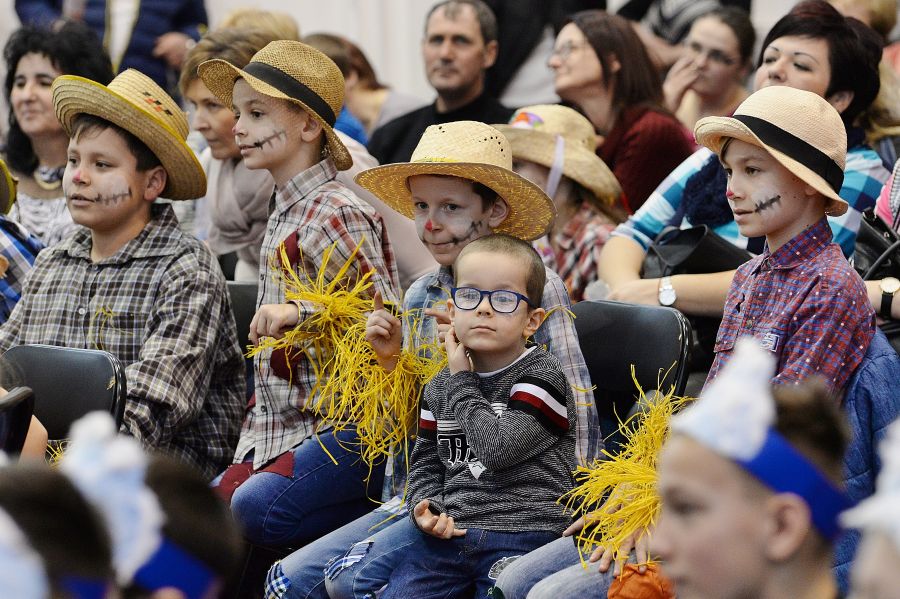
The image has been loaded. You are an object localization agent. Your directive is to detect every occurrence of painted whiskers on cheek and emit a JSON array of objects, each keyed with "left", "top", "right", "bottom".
[
  {"left": 252, "top": 129, "right": 288, "bottom": 149},
  {"left": 448, "top": 219, "right": 488, "bottom": 245},
  {"left": 752, "top": 195, "right": 781, "bottom": 213}
]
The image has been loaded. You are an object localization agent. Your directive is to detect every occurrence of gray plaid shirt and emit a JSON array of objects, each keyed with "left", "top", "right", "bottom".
[{"left": 0, "top": 204, "right": 245, "bottom": 478}]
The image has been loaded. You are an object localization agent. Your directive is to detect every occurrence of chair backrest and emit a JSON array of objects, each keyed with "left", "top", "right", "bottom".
[
  {"left": 227, "top": 281, "right": 259, "bottom": 351},
  {"left": 572, "top": 300, "right": 692, "bottom": 444},
  {"left": 1, "top": 345, "right": 126, "bottom": 440},
  {"left": 0, "top": 386, "right": 34, "bottom": 455}
]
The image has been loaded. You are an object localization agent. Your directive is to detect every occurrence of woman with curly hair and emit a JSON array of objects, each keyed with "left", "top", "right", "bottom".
[{"left": 3, "top": 21, "right": 113, "bottom": 246}]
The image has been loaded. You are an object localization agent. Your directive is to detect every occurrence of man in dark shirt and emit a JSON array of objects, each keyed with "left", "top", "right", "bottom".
[{"left": 367, "top": 0, "right": 515, "bottom": 165}]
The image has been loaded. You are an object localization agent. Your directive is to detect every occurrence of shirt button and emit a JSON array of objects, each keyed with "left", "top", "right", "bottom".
[
  {"left": 745, "top": 318, "right": 754, "bottom": 328},
  {"left": 259, "top": 405, "right": 267, "bottom": 413},
  {"left": 77, "top": 307, "right": 87, "bottom": 316}
]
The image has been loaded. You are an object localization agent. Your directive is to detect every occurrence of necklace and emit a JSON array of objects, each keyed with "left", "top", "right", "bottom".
[{"left": 33, "top": 165, "right": 65, "bottom": 191}]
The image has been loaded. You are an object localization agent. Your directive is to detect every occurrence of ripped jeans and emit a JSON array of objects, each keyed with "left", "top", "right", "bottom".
[{"left": 266, "top": 498, "right": 412, "bottom": 599}]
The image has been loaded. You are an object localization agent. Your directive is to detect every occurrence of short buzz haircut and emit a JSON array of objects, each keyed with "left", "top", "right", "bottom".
[
  {"left": 454, "top": 233, "right": 546, "bottom": 306},
  {"left": 425, "top": 0, "right": 498, "bottom": 45}
]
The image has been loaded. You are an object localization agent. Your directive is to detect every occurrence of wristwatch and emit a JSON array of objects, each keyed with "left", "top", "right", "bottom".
[
  {"left": 879, "top": 276, "right": 900, "bottom": 319},
  {"left": 658, "top": 276, "right": 677, "bottom": 307}
]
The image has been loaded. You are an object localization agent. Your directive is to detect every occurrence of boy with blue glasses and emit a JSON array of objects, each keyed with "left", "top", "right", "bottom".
[{"left": 383, "top": 233, "right": 575, "bottom": 597}]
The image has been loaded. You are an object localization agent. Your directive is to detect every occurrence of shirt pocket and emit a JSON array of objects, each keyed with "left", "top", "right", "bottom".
[
  {"left": 86, "top": 305, "right": 143, "bottom": 361},
  {"left": 714, "top": 291, "right": 745, "bottom": 354}
]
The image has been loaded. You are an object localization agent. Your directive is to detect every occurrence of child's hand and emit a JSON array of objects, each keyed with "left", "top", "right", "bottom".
[
  {"left": 445, "top": 326, "right": 472, "bottom": 374},
  {"left": 365, "top": 290, "right": 402, "bottom": 372},
  {"left": 413, "top": 499, "right": 466, "bottom": 539},
  {"left": 249, "top": 303, "right": 299, "bottom": 345},
  {"left": 425, "top": 305, "right": 451, "bottom": 344}
]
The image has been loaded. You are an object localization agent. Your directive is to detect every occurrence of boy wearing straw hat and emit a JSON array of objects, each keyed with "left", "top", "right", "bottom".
[
  {"left": 264, "top": 120, "right": 597, "bottom": 599},
  {"left": 694, "top": 85, "right": 875, "bottom": 390},
  {"left": 0, "top": 68, "right": 245, "bottom": 480},
  {"left": 197, "top": 40, "right": 401, "bottom": 548}
]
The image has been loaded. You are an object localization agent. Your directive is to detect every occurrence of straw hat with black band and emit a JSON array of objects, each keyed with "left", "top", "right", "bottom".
[
  {"left": 355, "top": 121, "right": 555, "bottom": 241},
  {"left": 694, "top": 86, "right": 848, "bottom": 217},
  {"left": 494, "top": 104, "right": 621, "bottom": 207},
  {"left": 197, "top": 40, "right": 352, "bottom": 171},
  {"left": 0, "top": 159, "right": 17, "bottom": 215},
  {"left": 51, "top": 69, "right": 206, "bottom": 201}
]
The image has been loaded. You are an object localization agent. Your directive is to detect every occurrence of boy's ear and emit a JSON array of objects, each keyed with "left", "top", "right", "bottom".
[
  {"left": 142, "top": 165, "right": 167, "bottom": 202},
  {"left": 447, "top": 299, "right": 456, "bottom": 322},
  {"left": 298, "top": 111, "right": 324, "bottom": 144},
  {"left": 762, "top": 493, "right": 813, "bottom": 562},
  {"left": 523, "top": 307, "right": 545, "bottom": 338},
  {"left": 825, "top": 90, "right": 853, "bottom": 115},
  {"left": 487, "top": 197, "right": 510, "bottom": 229}
]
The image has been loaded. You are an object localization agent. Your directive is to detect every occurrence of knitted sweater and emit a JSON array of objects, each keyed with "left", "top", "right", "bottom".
[{"left": 408, "top": 347, "right": 575, "bottom": 533}]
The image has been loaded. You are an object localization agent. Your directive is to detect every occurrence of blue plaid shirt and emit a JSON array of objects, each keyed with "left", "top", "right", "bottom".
[
  {"left": 0, "top": 215, "right": 42, "bottom": 324},
  {"left": 706, "top": 218, "right": 875, "bottom": 392},
  {"left": 612, "top": 146, "right": 889, "bottom": 258}
]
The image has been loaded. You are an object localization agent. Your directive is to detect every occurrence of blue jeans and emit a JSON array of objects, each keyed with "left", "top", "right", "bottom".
[
  {"left": 492, "top": 536, "right": 623, "bottom": 599},
  {"left": 230, "top": 428, "right": 385, "bottom": 548},
  {"left": 382, "top": 527, "right": 558, "bottom": 599},
  {"left": 266, "top": 504, "right": 406, "bottom": 599}
]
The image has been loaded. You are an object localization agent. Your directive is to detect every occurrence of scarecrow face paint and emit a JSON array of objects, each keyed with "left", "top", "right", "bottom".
[
  {"left": 231, "top": 79, "right": 305, "bottom": 178},
  {"left": 63, "top": 127, "right": 154, "bottom": 234},
  {"left": 408, "top": 174, "right": 495, "bottom": 266},
  {"left": 653, "top": 436, "right": 773, "bottom": 599},
  {"left": 720, "top": 139, "right": 821, "bottom": 251}
]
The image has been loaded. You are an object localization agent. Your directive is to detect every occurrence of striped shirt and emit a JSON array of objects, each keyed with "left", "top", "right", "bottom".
[
  {"left": 235, "top": 158, "right": 400, "bottom": 468},
  {"left": 0, "top": 216, "right": 42, "bottom": 324},
  {"left": 409, "top": 347, "right": 575, "bottom": 533},
  {"left": 612, "top": 146, "right": 889, "bottom": 259},
  {"left": 0, "top": 204, "right": 245, "bottom": 478},
  {"left": 706, "top": 218, "right": 876, "bottom": 392}
]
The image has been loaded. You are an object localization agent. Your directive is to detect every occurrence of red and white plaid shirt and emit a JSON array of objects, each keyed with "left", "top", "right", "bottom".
[{"left": 236, "top": 158, "right": 400, "bottom": 468}]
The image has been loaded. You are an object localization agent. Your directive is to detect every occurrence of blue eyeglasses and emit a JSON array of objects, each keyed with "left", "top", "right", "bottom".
[{"left": 450, "top": 286, "right": 536, "bottom": 313}]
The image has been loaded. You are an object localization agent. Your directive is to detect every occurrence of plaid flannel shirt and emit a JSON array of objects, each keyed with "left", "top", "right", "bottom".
[
  {"left": 0, "top": 215, "right": 42, "bottom": 324},
  {"left": 552, "top": 203, "right": 616, "bottom": 302},
  {"left": 0, "top": 204, "right": 245, "bottom": 478},
  {"left": 236, "top": 158, "right": 400, "bottom": 469},
  {"left": 391, "top": 266, "right": 600, "bottom": 478},
  {"left": 706, "top": 218, "right": 875, "bottom": 392}
]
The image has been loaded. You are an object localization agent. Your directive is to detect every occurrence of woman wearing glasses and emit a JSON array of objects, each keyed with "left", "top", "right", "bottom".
[
  {"left": 663, "top": 7, "right": 756, "bottom": 130},
  {"left": 548, "top": 10, "right": 694, "bottom": 213}
]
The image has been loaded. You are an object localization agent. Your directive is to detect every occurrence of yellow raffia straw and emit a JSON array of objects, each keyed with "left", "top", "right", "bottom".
[
  {"left": 246, "top": 238, "right": 445, "bottom": 477},
  {"left": 560, "top": 367, "right": 694, "bottom": 567}
]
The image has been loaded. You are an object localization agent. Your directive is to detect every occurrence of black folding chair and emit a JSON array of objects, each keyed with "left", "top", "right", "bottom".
[
  {"left": 2, "top": 345, "right": 126, "bottom": 440},
  {"left": 572, "top": 299, "right": 692, "bottom": 451},
  {"left": 227, "top": 281, "right": 259, "bottom": 350},
  {"left": 0, "top": 386, "right": 34, "bottom": 455}
]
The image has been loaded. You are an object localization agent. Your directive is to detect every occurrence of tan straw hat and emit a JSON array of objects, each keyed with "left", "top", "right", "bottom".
[
  {"left": 495, "top": 104, "right": 621, "bottom": 206},
  {"left": 0, "top": 159, "right": 16, "bottom": 215},
  {"left": 355, "top": 121, "right": 555, "bottom": 241},
  {"left": 51, "top": 69, "right": 206, "bottom": 201},
  {"left": 694, "top": 86, "right": 848, "bottom": 216},
  {"left": 197, "top": 40, "right": 352, "bottom": 171}
]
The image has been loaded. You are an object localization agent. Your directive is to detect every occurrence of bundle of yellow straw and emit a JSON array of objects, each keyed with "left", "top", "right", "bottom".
[
  {"left": 561, "top": 372, "right": 693, "bottom": 565},
  {"left": 247, "top": 240, "right": 444, "bottom": 474}
]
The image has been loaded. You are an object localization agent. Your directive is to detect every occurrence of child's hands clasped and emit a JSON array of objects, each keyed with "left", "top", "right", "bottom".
[
  {"left": 445, "top": 326, "right": 473, "bottom": 374},
  {"left": 365, "top": 290, "right": 402, "bottom": 372},
  {"left": 413, "top": 499, "right": 467, "bottom": 539},
  {"left": 249, "top": 303, "right": 300, "bottom": 345}
]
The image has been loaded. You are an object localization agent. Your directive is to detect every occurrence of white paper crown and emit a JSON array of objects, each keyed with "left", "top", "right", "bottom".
[
  {"left": 59, "top": 412, "right": 164, "bottom": 585},
  {"left": 841, "top": 419, "right": 900, "bottom": 548},
  {"left": 0, "top": 507, "right": 48, "bottom": 599},
  {"left": 670, "top": 337, "right": 776, "bottom": 460}
]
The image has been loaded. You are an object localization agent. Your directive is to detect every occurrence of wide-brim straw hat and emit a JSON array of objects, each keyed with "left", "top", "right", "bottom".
[
  {"left": 494, "top": 104, "right": 621, "bottom": 206},
  {"left": 694, "top": 86, "right": 848, "bottom": 216},
  {"left": 197, "top": 40, "right": 352, "bottom": 171},
  {"left": 0, "top": 159, "right": 16, "bottom": 215},
  {"left": 355, "top": 121, "right": 555, "bottom": 241},
  {"left": 52, "top": 69, "right": 205, "bottom": 201}
]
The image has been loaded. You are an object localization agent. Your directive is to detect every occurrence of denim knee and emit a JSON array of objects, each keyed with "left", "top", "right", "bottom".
[{"left": 230, "top": 474, "right": 294, "bottom": 546}]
